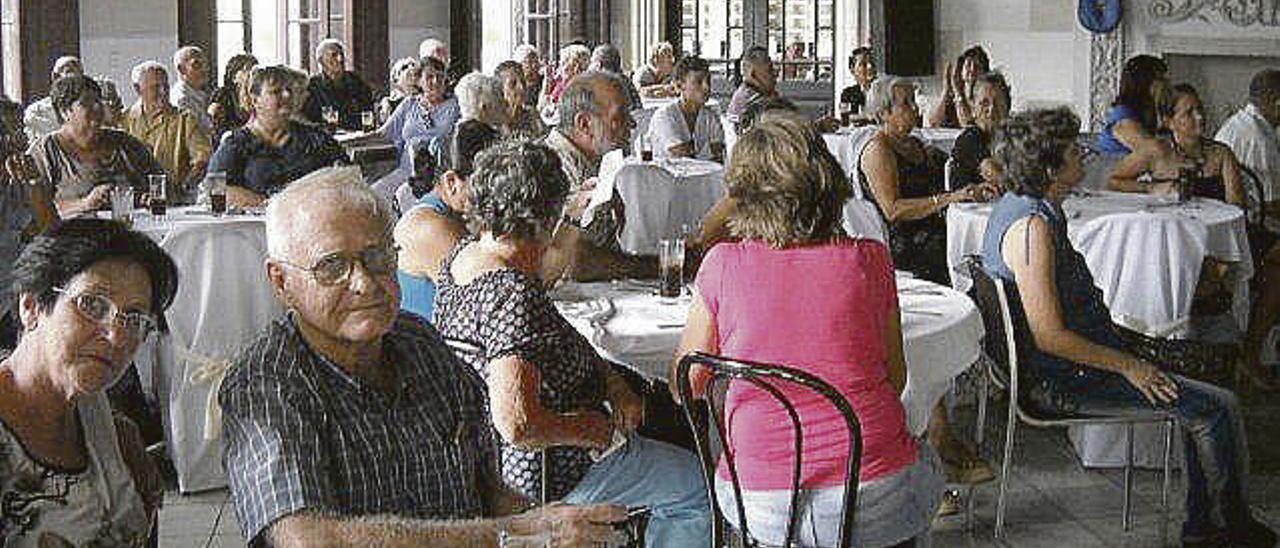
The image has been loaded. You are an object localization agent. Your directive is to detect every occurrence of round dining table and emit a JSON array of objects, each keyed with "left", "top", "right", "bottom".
[
  {"left": 126, "top": 206, "right": 281, "bottom": 493},
  {"left": 551, "top": 272, "right": 985, "bottom": 437}
]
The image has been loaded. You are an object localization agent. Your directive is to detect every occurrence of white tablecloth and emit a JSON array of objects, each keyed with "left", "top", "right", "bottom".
[
  {"left": 945, "top": 191, "right": 1253, "bottom": 467},
  {"left": 130, "top": 207, "right": 280, "bottom": 492},
  {"left": 614, "top": 158, "right": 726, "bottom": 255},
  {"left": 551, "top": 273, "right": 984, "bottom": 436}
]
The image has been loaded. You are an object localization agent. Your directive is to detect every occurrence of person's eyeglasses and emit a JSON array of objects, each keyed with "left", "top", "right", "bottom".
[
  {"left": 275, "top": 245, "right": 399, "bottom": 286},
  {"left": 52, "top": 287, "right": 157, "bottom": 341}
]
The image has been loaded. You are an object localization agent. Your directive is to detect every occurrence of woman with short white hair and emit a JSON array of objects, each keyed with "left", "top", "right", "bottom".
[
  {"left": 454, "top": 72, "right": 509, "bottom": 129},
  {"left": 379, "top": 57, "right": 421, "bottom": 121},
  {"left": 538, "top": 44, "right": 591, "bottom": 118},
  {"left": 635, "top": 41, "right": 677, "bottom": 98}
]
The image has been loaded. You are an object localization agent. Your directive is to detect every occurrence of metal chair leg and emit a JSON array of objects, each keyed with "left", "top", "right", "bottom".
[
  {"left": 1123, "top": 423, "right": 1135, "bottom": 531},
  {"left": 994, "top": 400, "right": 1017, "bottom": 538},
  {"left": 1161, "top": 419, "right": 1175, "bottom": 547},
  {"left": 976, "top": 360, "right": 990, "bottom": 448}
]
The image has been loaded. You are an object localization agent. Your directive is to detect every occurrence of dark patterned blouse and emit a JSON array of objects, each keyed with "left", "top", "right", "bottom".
[{"left": 432, "top": 236, "right": 609, "bottom": 502}]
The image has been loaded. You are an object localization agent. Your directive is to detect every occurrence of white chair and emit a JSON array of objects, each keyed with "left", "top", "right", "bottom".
[
  {"left": 614, "top": 163, "right": 725, "bottom": 255},
  {"left": 149, "top": 221, "right": 282, "bottom": 492}
]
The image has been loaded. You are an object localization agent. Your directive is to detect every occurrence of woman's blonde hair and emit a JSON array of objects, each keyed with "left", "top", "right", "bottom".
[{"left": 724, "top": 111, "right": 852, "bottom": 247}]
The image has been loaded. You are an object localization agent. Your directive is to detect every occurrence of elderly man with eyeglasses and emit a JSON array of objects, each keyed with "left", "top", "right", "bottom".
[{"left": 219, "top": 166, "right": 627, "bottom": 548}]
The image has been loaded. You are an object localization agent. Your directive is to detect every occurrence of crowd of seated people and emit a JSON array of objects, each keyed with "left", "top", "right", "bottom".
[{"left": 4, "top": 28, "right": 1280, "bottom": 548}]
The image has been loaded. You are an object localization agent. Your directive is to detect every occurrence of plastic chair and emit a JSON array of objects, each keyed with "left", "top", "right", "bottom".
[
  {"left": 965, "top": 258, "right": 1175, "bottom": 540},
  {"left": 675, "top": 351, "right": 863, "bottom": 548}
]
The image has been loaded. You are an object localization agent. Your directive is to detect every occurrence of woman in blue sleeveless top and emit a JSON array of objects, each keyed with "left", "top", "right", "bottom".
[
  {"left": 1095, "top": 55, "right": 1168, "bottom": 155},
  {"left": 982, "top": 108, "right": 1274, "bottom": 548}
]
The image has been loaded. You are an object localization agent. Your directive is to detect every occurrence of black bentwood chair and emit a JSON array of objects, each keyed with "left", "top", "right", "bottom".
[
  {"left": 676, "top": 352, "right": 863, "bottom": 548},
  {"left": 965, "top": 257, "right": 1176, "bottom": 541}
]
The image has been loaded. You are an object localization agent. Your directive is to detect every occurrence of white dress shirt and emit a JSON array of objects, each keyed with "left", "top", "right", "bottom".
[
  {"left": 1215, "top": 103, "right": 1279, "bottom": 204},
  {"left": 645, "top": 101, "right": 724, "bottom": 161}
]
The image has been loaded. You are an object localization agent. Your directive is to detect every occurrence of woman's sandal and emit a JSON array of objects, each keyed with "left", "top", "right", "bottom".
[{"left": 935, "top": 439, "right": 996, "bottom": 485}]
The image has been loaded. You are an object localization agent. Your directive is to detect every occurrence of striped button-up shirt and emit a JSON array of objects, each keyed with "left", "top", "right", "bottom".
[{"left": 220, "top": 312, "right": 493, "bottom": 542}]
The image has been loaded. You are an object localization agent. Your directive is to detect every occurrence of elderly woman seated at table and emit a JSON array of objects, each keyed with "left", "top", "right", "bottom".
[
  {"left": 432, "top": 139, "right": 711, "bottom": 547},
  {"left": 634, "top": 41, "right": 677, "bottom": 98},
  {"left": 379, "top": 57, "right": 420, "bottom": 122},
  {"left": 1108, "top": 84, "right": 1245, "bottom": 206},
  {"left": 983, "top": 107, "right": 1274, "bottom": 548},
  {"left": 208, "top": 53, "right": 258, "bottom": 141},
  {"left": 27, "top": 75, "right": 164, "bottom": 217},
  {"left": 859, "top": 76, "right": 994, "bottom": 284},
  {"left": 949, "top": 71, "right": 1011, "bottom": 190},
  {"left": 206, "top": 65, "right": 346, "bottom": 207},
  {"left": 382, "top": 56, "right": 460, "bottom": 171},
  {"left": 645, "top": 56, "right": 725, "bottom": 163},
  {"left": 538, "top": 44, "right": 591, "bottom": 120},
  {"left": 495, "top": 60, "right": 546, "bottom": 138},
  {"left": 927, "top": 45, "right": 989, "bottom": 129},
  {"left": 672, "top": 112, "right": 942, "bottom": 548},
  {"left": 0, "top": 218, "right": 177, "bottom": 546}
]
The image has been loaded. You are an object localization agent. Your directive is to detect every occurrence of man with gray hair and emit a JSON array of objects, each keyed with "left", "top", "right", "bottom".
[
  {"left": 1217, "top": 68, "right": 1280, "bottom": 212},
  {"left": 302, "top": 39, "right": 374, "bottom": 130},
  {"left": 220, "top": 166, "right": 628, "bottom": 547},
  {"left": 171, "top": 45, "right": 214, "bottom": 133},
  {"left": 23, "top": 55, "right": 84, "bottom": 141},
  {"left": 123, "top": 60, "right": 211, "bottom": 202},
  {"left": 543, "top": 71, "right": 657, "bottom": 280},
  {"left": 590, "top": 44, "right": 642, "bottom": 109}
]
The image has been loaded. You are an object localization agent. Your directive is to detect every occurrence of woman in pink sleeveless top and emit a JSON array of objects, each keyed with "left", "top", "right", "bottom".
[{"left": 672, "top": 112, "right": 942, "bottom": 547}]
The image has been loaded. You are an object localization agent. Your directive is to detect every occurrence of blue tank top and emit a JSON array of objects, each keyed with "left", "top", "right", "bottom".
[
  {"left": 396, "top": 191, "right": 459, "bottom": 321},
  {"left": 1095, "top": 104, "right": 1139, "bottom": 155},
  {"left": 980, "top": 192, "right": 1125, "bottom": 380},
  {"left": 397, "top": 270, "right": 436, "bottom": 322}
]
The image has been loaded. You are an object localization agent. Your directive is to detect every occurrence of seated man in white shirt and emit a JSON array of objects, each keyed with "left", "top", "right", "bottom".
[
  {"left": 1216, "top": 68, "right": 1280, "bottom": 217},
  {"left": 645, "top": 56, "right": 725, "bottom": 163}
]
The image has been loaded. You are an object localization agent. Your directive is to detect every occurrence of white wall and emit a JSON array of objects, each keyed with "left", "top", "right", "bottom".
[
  {"left": 80, "top": 0, "right": 178, "bottom": 106},
  {"left": 389, "top": 0, "right": 449, "bottom": 67},
  {"left": 931, "top": 0, "right": 1090, "bottom": 118}
]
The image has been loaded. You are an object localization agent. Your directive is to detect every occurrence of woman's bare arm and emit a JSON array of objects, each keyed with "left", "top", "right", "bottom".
[
  {"left": 487, "top": 355, "right": 613, "bottom": 449},
  {"left": 670, "top": 290, "right": 718, "bottom": 403}
]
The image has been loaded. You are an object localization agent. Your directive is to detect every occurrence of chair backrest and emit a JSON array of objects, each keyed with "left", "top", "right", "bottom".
[
  {"left": 675, "top": 352, "right": 863, "bottom": 548},
  {"left": 965, "top": 256, "right": 1029, "bottom": 395},
  {"left": 614, "top": 163, "right": 725, "bottom": 254},
  {"left": 1241, "top": 164, "right": 1268, "bottom": 228}
]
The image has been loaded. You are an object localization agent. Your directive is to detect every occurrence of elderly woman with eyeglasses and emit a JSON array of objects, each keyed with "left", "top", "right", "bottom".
[{"left": 0, "top": 218, "right": 178, "bottom": 547}]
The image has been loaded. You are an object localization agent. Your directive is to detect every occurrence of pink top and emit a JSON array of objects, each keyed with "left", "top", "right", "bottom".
[{"left": 696, "top": 238, "right": 917, "bottom": 490}]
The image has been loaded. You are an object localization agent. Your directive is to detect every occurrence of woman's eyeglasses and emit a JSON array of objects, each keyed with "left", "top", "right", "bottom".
[{"left": 52, "top": 287, "right": 157, "bottom": 341}]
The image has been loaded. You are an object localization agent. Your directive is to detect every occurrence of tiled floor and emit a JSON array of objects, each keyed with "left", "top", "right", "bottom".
[{"left": 157, "top": 393, "right": 1280, "bottom": 547}]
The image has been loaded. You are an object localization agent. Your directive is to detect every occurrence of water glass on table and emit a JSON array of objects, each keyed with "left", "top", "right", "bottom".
[
  {"left": 360, "top": 110, "right": 376, "bottom": 132},
  {"left": 657, "top": 237, "right": 685, "bottom": 299},
  {"left": 109, "top": 186, "right": 134, "bottom": 226}
]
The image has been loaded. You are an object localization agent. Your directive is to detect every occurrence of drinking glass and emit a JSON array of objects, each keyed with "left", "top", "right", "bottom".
[
  {"left": 657, "top": 238, "right": 685, "bottom": 299},
  {"left": 205, "top": 171, "right": 227, "bottom": 214},
  {"left": 147, "top": 173, "right": 168, "bottom": 216},
  {"left": 361, "top": 110, "right": 376, "bottom": 131},
  {"left": 322, "top": 106, "right": 339, "bottom": 126},
  {"left": 109, "top": 186, "right": 134, "bottom": 226}
]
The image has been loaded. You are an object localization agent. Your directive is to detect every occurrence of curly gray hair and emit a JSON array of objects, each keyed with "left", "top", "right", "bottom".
[
  {"left": 864, "top": 75, "right": 913, "bottom": 120},
  {"left": 993, "top": 107, "right": 1081, "bottom": 197},
  {"left": 455, "top": 72, "right": 505, "bottom": 122},
  {"left": 466, "top": 139, "right": 570, "bottom": 239}
]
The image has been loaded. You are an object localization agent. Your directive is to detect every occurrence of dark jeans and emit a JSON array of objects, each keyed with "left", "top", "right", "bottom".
[{"left": 1031, "top": 370, "right": 1249, "bottom": 538}]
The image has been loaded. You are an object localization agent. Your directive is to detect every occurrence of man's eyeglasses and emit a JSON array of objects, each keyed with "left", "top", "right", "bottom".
[
  {"left": 53, "top": 287, "right": 157, "bottom": 341},
  {"left": 275, "top": 245, "right": 399, "bottom": 286}
]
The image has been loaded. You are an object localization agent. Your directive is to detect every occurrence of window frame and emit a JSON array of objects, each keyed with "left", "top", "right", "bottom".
[{"left": 278, "top": 0, "right": 349, "bottom": 74}]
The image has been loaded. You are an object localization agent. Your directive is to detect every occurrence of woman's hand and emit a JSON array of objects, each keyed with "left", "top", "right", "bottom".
[
  {"left": 1121, "top": 359, "right": 1180, "bottom": 405},
  {"left": 503, "top": 503, "right": 628, "bottom": 547},
  {"left": 942, "top": 62, "right": 956, "bottom": 97}
]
